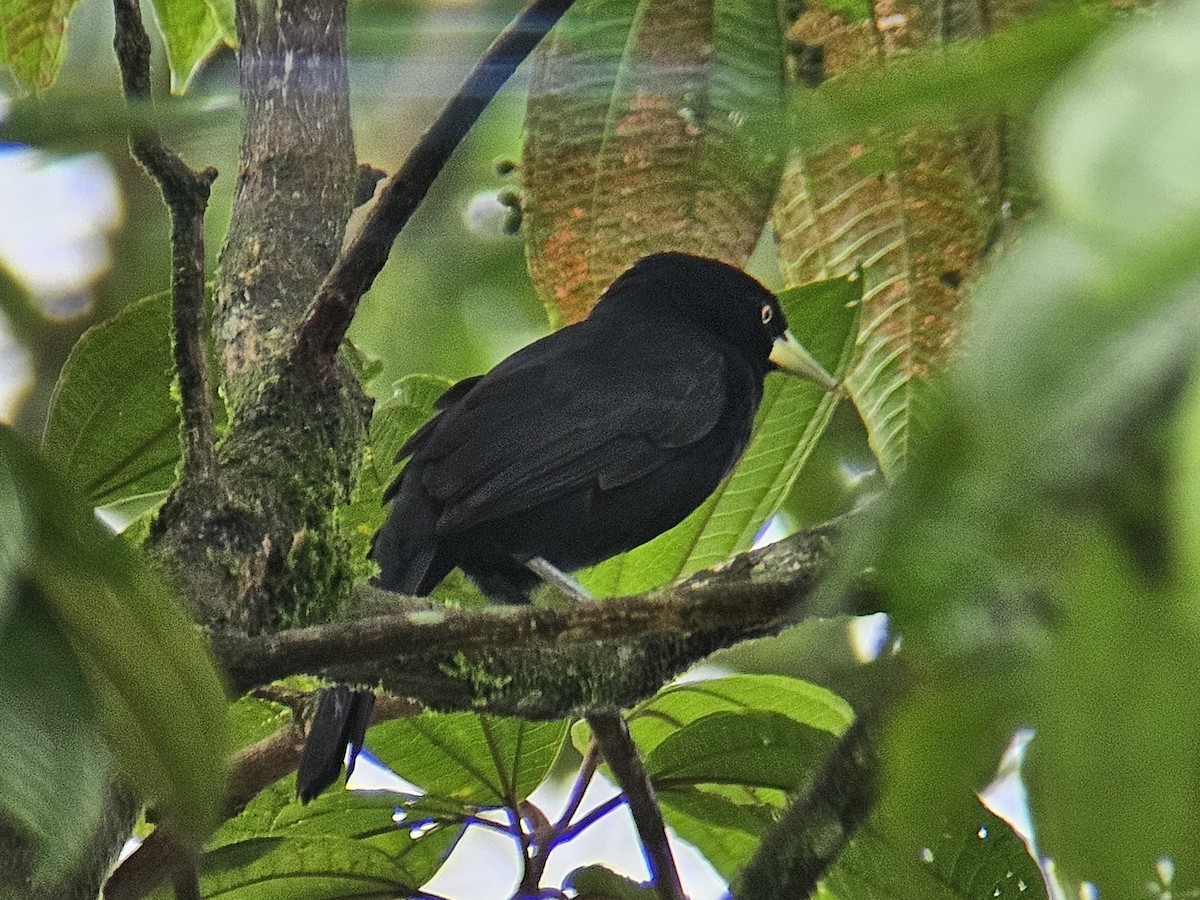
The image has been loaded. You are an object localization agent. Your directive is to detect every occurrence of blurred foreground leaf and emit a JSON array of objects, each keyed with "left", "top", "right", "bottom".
[
  {"left": 0, "top": 428, "right": 228, "bottom": 884},
  {"left": 829, "top": 0, "right": 1200, "bottom": 892}
]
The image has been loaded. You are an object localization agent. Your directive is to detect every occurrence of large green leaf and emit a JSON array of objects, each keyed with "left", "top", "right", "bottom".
[
  {"left": 566, "top": 865, "right": 659, "bottom": 899},
  {"left": 0, "top": 581, "right": 110, "bottom": 884},
  {"left": 644, "top": 710, "right": 838, "bottom": 791},
  {"left": 0, "top": 0, "right": 81, "bottom": 91},
  {"left": 524, "top": 0, "right": 788, "bottom": 324},
  {"left": 818, "top": 805, "right": 1048, "bottom": 900},
  {"left": 369, "top": 713, "right": 568, "bottom": 808},
  {"left": 579, "top": 275, "right": 860, "bottom": 595},
  {"left": 828, "top": 0, "right": 1200, "bottom": 894},
  {"left": 657, "top": 787, "right": 776, "bottom": 880},
  {"left": 44, "top": 292, "right": 180, "bottom": 508},
  {"left": 573, "top": 675, "right": 854, "bottom": 881},
  {"left": 0, "top": 427, "right": 228, "bottom": 869},
  {"left": 151, "top": 833, "right": 454, "bottom": 900},
  {"left": 625, "top": 673, "right": 853, "bottom": 757}
]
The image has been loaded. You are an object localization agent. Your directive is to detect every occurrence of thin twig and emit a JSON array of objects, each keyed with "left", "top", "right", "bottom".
[
  {"left": 112, "top": 0, "right": 218, "bottom": 481},
  {"left": 521, "top": 740, "right": 601, "bottom": 890},
  {"left": 292, "top": 0, "right": 577, "bottom": 370},
  {"left": 587, "top": 709, "right": 686, "bottom": 900},
  {"left": 555, "top": 739, "right": 601, "bottom": 831},
  {"left": 552, "top": 794, "right": 625, "bottom": 846}
]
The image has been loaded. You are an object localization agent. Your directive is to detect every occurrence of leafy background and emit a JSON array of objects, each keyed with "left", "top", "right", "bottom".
[{"left": 4, "top": 0, "right": 1200, "bottom": 897}]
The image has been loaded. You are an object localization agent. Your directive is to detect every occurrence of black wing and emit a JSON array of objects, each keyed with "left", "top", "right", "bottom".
[{"left": 412, "top": 322, "right": 731, "bottom": 535}]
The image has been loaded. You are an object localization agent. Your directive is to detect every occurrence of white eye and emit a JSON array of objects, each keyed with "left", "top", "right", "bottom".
[{"left": 761, "top": 304, "right": 774, "bottom": 325}]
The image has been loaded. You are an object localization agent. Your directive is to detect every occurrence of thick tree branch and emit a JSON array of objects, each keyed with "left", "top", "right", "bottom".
[
  {"left": 588, "top": 710, "right": 686, "bottom": 900},
  {"left": 734, "top": 717, "right": 877, "bottom": 899},
  {"left": 113, "top": 0, "right": 218, "bottom": 481},
  {"left": 214, "top": 523, "right": 840, "bottom": 708},
  {"left": 292, "top": 0, "right": 578, "bottom": 370}
]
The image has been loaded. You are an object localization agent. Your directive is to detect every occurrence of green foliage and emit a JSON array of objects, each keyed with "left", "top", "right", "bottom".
[
  {"left": 9, "top": 0, "right": 1200, "bottom": 895},
  {"left": 148, "top": 0, "right": 235, "bottom": 94},
  {"left": 44, "top": 291, "right": 224, "bottom": 519},
  {"left": 198, "top": 782, "right": 463, "bottom": 899},
  {"left": 580, "top": 275, "right": 861, "bottom": 595},
  {"left": 340, "top": 374, "right": 454, "bottom": 575},
  {"left": 0, "top": 580, "right": 108, "bottom": 884},
  {"left": 819, "top": 805, "right": 1047, "bottom": 900},
  {"left": 826, "top": 0, "right": 1200, "bottom": 894},
  {"left": 566, "top": 865, "right": 659, "bottom": 899},
  {"left": 369, "top": 713, "right": 567, "bottom": 808},
  {"left": 151, "top": 832, "right": 459, "bottom": 900},
  {"left": 569, "top": 675, "right": 856, "bottom": 882},
  {"left": 0, "top": 427, "right": 228, "bottom": 882}
]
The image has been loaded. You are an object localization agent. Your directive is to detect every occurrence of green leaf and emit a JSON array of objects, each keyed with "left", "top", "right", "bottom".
[
  {"left": 148, "top": 0, "right": 231, "bottom": 94},
  {"left": 819, "top": 805, "right": 1048, "bottom": 900},
  {"left": 1039, "top": 0, "right": 1200, "bottom": 261},
  {"left": 645, "top": 710, "right": 838, "bottom": 791},
  {"left": 0, "top": 427, "right": 228, "bottom": 855},
  {"left": 0, "top": 581, "right": 110, "bottom": 883},
  {"left": 657, "top": 787, "right": 776, "bottom": 880},
  {"left": 208, "top": 782, "right": 460, "bottom": 897},
  {"left": 226, "top": 693, "right": 292, "bottom": 753},
  {"left": 566, "top": 865, "right": 658, "bottom": 899},
  {"left": 572, "top": 675, "right": 853, "bottom": 879},
  {"left": 626, "top": 674, "right": 854, "bottom": 757},
  {"left": 45, "top": 292, "right": 179, "bottom": 508},
  {"left": 163, "top": 833, "right": 453, "bottom": 900},
  {"left": 580, "top": 275, "right": 860, "bottom": 595},
  {"left": 1174, "top": 367, "right": 1200, "bottom": 599},
  {"left": 369, "top": 713, "right": 567, "bottom": 808},
  {"left": 0, "top": 0, "right": 82, "bottom": 91},
  {"left": 524, "top": 0, "right": 789, "bottom": 324}
]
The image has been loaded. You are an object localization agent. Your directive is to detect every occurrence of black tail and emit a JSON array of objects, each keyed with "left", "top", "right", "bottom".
[
  {"left": 296, "top": 686, "right": 375, "bottom": 803},
  {"left": 370, "top": 469, "right": 448, "bottom": 595}
]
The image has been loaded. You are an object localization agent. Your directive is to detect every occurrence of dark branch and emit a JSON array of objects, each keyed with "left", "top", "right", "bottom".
[
  {"left": 734, "top": 717, "right": 878, "bottom": 899},
  {"left": 291, "top": 0, "right": 578, "bottom": 370},
  {"left": 215, "top": 523, "right": 839, "bottom": 697},
  {"left": 170, "top": 863, "right": 201, "bottom": 900},
  {"left": 588, "top": 710, "right": 686, "bottom": 900},
  {"left": 112, "top": 0, "right": 218, "bottom": 482}
]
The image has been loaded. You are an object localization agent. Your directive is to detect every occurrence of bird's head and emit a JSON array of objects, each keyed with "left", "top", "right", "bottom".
[{"left": 598, "top": 252, "right": 841, "bottom": 393}]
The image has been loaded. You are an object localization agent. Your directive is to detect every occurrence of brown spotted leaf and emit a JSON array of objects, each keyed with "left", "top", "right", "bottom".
[
  {"left": 1, "top": 0, "right": 80, "bottom": 91},
  {"left": 776, "top": 0, "right": 1009, "bottom": 476},
  {"left": 523, "top": 0, "right": 788, "bottom": 324}
]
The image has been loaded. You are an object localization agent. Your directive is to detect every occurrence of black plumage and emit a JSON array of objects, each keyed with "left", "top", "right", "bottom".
[
  {"left": 371, "top": 251, "right": 837, "bottom": 602},
  {"left": 296, "top": 251, "right": 838, "bottom": 801}
]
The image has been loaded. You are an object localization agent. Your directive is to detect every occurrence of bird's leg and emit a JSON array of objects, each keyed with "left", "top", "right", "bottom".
[{"left": 525, "top": 556, "right": 594, "bottom": 603}]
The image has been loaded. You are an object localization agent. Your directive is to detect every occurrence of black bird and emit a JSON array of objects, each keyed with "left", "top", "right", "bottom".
[{"left": 296, "top": 251, "right": 839, "bottom": 801}]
